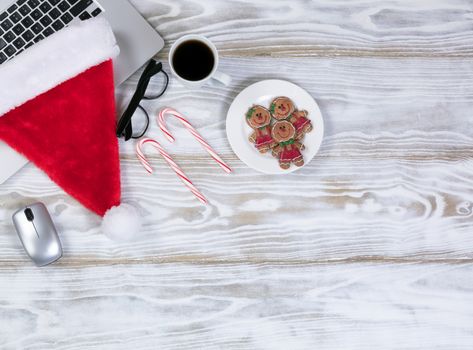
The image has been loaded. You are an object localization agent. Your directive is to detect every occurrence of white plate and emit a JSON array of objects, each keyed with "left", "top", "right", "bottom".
[{"left": 226, "top": 80, "right": 324, "bottom": 174}]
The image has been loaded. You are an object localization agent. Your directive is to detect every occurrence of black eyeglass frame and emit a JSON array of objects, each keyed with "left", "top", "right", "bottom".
[{"left": 116, "top": 60, "right": 169, "bottom": 141}]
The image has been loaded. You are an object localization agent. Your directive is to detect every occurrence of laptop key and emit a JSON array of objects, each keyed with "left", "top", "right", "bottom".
[
  {"left": 19, "top": 5, "right": 31, "bottom": 16},
  {"left": 12, "top": 24, "right": 25, "bottom": 35},
  {"left": 1, "top": 19, "right": 13, "bottom": 31},
  {"left": 0, "top": 52, "right": 7, "bottom": 64},
  {"left": 18, "top": 0, "right": 27, "bottom": 4},
  {"left": 39, "top": 3, "right": 52, "bottom": 13},
  {"left": 10, "top": 12, "right": 22, "bottom": 23},
  {"left": 0, "top": 12, "right": 7, "bottom": 22},
  {"left": 27, "top": 0, "right": 40, "bottom": 8},
  {"left": 67, "top": 0, "right": 80, "bottom": 4},
  {"left": 48, "top": 0, "right": 61, "bottom": 4},
  {"left": 58, "top": 1, "right": 70, "bottom": 11},
  {"left": 52, "top": 20, "right": 64, "bottom": 31},
  {"left": 22, "top": 29, "right": 34, "bottom": 41},
  {"left": 4, "top": 31, "right": 15, "bottom": 42},
  {"left": 0, "top": 38, "right": 6, "bottom": 50},
  {"left": 33, "top": 34, "right": 44, "bottom": 42},
  {"left": 61, "top": 12, "right": 72, "bottom": 24},
  {"left": 91, "top": 8, "right": 101, "bottom": 17},
  {"left": 50, "top": 8, "right": 61, "bottom": 19},
  {"left": 21, "top": 16, "right": 33, "bottom": 27},
  {"left": 4, "top": 45, "right": 16, "bottom": 57},
  {"left": 13, "top": 37, "right": 25, "bottom": 49},
  {"left": 31, "top": 22, "right": 43, "bottom": 34},
  {"left": 31, "top": 9, "right": 42, "bottom": 20},
  {"left": 40, "top": 15, "right": 52, "bottom": 27},
  {"left": 43, "top": 27, "right": 54, "bottom": 37},
  {"left": 79, "top": 11, "right": 91, "bottom": 20},
  {"left": 0, "top": 27, "right": 3, "bottom": 36},
  {"left": 7, "top": 5, "right": 18, "bottom": 14},
  {"left": 71, "top": 0, "right": 92, "bottom": 17}
]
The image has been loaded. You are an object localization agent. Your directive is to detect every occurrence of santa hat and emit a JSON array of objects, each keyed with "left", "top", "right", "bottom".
[{"left": 0, "top": 18, "right": 140, "bottom": 240}]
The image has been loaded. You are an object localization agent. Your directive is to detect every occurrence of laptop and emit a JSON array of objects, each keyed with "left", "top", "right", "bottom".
[{"left": 0, "top": 0, "right": 165, "bottom": 184}]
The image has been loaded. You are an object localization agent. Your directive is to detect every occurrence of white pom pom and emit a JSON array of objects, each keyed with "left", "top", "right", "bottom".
[{"left": 102, "top": 204, "right": 142, "bottom": 242}]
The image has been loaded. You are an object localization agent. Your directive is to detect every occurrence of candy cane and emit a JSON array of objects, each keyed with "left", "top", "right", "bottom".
[
  {"left": 158, "top": 108, "right": 232, "bottom": 174},
  {"left": 136, "top": 138, "right": 207, "bottom": 204}
]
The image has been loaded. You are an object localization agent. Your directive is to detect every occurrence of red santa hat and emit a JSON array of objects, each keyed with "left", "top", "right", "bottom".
[{"left": 0, "top": 18, "right": 140, "bottom": 240}]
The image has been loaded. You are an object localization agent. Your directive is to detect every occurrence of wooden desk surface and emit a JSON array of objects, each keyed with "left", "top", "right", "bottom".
[{"left": 1, "top": 0, "right": 473, "bottom": 348}]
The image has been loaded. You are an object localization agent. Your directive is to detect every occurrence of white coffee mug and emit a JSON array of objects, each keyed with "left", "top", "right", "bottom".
[{"left": 169, "top": 34, "right": 232, "bottom": 88}]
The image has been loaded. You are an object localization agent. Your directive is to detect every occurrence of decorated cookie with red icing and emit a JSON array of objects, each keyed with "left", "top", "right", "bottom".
[
  {"left": 271, "top": 121, "right": 305, "bottom": 169},
  {"left": 246, "top": 105, "right": 275, "bottom": 153},
  {"left": 245, "top": 97, "right": 313, "bottom": 170},
  {"left": 289, "top": 109, "right": 313, "bottom": 139},
  {"left": 270, "top": 97, "right": 295, "bottom": 120}
]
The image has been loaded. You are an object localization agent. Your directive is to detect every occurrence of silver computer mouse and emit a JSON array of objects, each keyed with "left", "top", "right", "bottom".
[{"left": 12, "top": 203, "right": 63, "bottom": 267}]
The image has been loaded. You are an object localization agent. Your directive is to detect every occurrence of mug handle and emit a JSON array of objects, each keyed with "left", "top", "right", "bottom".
[{"left": 212, "top": 71, "right": 232, "bottom": 86}]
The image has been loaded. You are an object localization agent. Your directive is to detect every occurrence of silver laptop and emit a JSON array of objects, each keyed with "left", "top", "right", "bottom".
[{"left": 0, "top": 0, "right": 164, "bottom": 184}]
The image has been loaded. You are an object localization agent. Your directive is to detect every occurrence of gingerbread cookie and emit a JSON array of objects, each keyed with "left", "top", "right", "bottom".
[
  {"left": 271, "top": 121, "right": 305, "bottom": 169},
  {"left": 246, "top": 105, "right": 275, "bottom": 153},
  {"left": 270, "top": 97, "right": 295, "bottom": 120},
  {"left": 289, "top": 109, "right": 313, "bottom": 139}
]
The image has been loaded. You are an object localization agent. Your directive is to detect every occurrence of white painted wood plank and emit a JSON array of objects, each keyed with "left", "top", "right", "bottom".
[
  {"left": 1, "top": 153, "right": 472, "bottom": 263},
  {"left": 116, "top": 56, "right": 473, "bottom": 156},
  {"left": 0, "top": 57, "right": 472, "bottom": 263},
  {"left": 0, "top": 1, "right": 473, "bottom": 348},
  {"left": 0, "top": 263, "right": 472, "bottom": 349},
  {"left": 131, "top": 0, "right": 473, "bottom": 57}
]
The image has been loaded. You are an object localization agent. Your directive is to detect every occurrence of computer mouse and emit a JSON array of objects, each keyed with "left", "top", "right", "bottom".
[{"left": 12, "top": 203, "right": 63, "bottom": 267}]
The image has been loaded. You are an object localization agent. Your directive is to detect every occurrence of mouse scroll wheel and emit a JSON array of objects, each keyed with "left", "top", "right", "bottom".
[{"left": 24, "top": 208, "right": 35, "bottom": 222}]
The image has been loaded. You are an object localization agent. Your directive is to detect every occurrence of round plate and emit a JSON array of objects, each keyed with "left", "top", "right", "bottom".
[{"left": 226, "top": 80, "right": 324, "bottom": 174}]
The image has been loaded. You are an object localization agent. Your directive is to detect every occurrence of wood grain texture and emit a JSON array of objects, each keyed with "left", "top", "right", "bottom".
[
  {"left": 131, "top": 0, "right": 473, "bottom": 57},
  {"left": 1, "top": 0, "right": 473, "bottom": 348},
  {"left": 1, "top": 263, "right": 473, "bottom": 349},
  {"left": 1, "top": 57, "right": 472, "bottom": 264}
]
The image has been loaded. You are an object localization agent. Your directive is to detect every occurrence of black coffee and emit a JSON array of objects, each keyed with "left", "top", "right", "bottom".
[{"left": 172, "top": 40, "right": 215, "bottom": 81}]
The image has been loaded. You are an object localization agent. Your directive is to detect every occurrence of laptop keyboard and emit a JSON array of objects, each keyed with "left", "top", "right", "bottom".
[{"left": 0, "top": 0, "right": 103, "bottom": 65}]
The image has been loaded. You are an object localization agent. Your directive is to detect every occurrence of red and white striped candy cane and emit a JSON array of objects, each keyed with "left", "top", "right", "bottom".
[
  {"left": 136, "top": 138, "right": 208, "bottom": 205},
  {"left": 158, "top": 107, "right": 232, "bottom": 174}
]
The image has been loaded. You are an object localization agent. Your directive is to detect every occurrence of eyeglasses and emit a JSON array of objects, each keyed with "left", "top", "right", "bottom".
[{"left": 116, "top": 60, "right": 169, "bottom": 141}]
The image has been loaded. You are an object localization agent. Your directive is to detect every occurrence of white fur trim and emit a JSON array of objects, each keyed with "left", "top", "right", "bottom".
[
  {"left": 0, "top": 18, "right": 119, "bottom": 116},
  {"left": 102, "top": 204, "right": 142, "bottom": 242}
]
